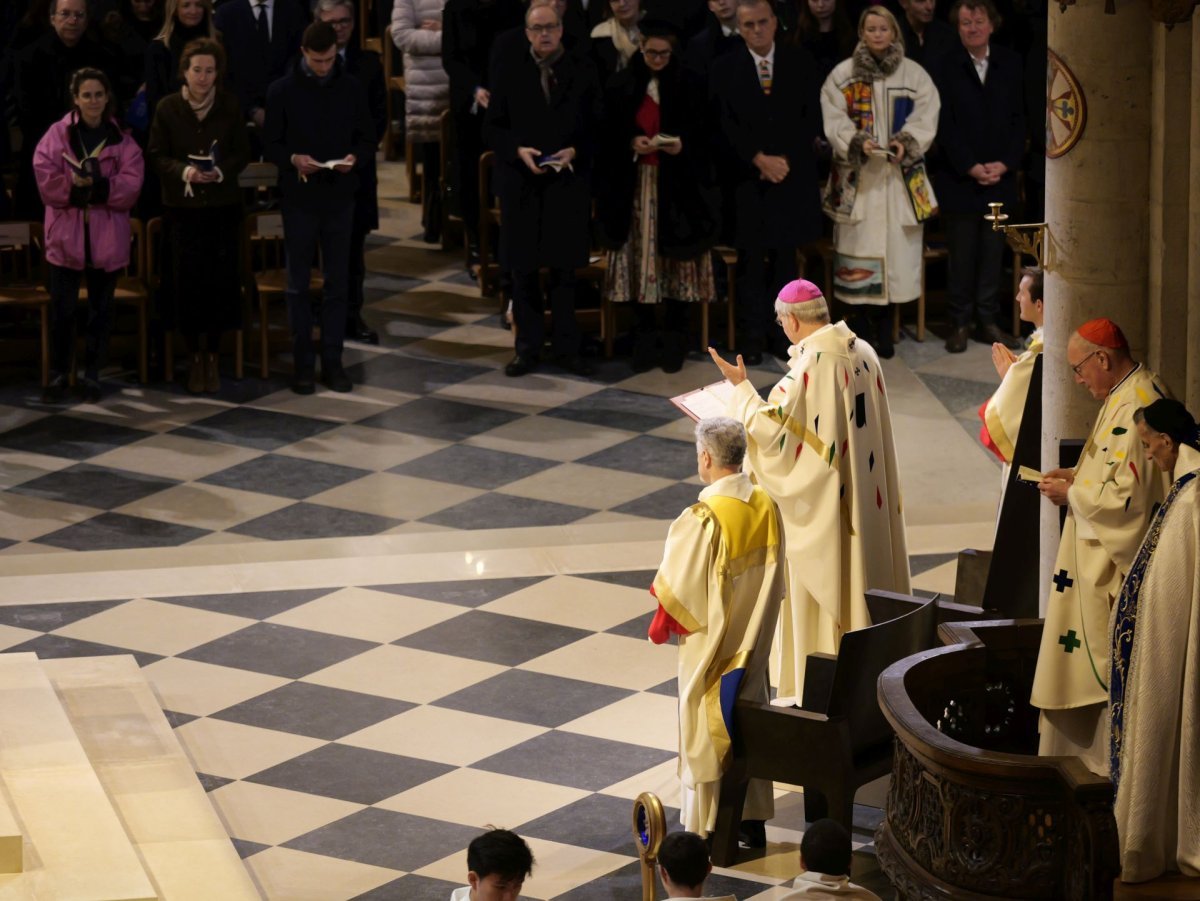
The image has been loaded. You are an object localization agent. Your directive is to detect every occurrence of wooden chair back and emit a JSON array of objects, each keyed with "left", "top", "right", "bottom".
[{"left": 0, "top": 221, "right": 51, "bottom": 385}]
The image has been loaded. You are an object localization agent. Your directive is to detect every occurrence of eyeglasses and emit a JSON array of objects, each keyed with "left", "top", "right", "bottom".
[
  {"left": 55, "top": 10, "right": 86, "bottom": 20},
  {"left": 1070, "top": 350, "right": 1100, "bottom": 376},
  {"left": 526, "top": 23, "right": 562, "bottom": 33},
  {"left": 642, "top": 48, "right": 671, "bottom": 59},
  {"left": 324, "top": 16, "right": 353, "bottom": 26}
]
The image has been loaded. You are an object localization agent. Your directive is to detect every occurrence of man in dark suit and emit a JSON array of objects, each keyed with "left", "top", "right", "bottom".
[
  {"left": 263, "top": 22, "right": 376, "bottom": 393},
  {"left": 684, "top": 0, "right": 742, "bottom": 85},
  {"left": 484, "top": 0, "right": 599, "bottom": 377},
  {"left": 897, "top": 0, "right": 956, "bottom": 71},
  {"left": 317, "top": 0, "right": 386, "bottom": 344},
  {"left": 931, "top": 0, "right": 1024, "bottom": 353},
  {"left": 711, "top": 0, "right": 822, "bottom": 363},
  {"left": 214, "top": 0, "right": 306, "bottom": 131}
]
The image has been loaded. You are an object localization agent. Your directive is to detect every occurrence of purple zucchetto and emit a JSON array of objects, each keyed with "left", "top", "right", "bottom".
[{"left": 777, "top": 280, "right": 824, "bottom": 304}]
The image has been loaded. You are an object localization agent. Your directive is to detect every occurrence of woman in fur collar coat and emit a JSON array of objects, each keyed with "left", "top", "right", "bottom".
[{"left": 819, "top": 6, "right": 939, "bottom": 358}]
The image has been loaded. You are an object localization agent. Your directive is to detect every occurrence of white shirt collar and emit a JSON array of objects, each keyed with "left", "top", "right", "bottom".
[
  {"left": 699, "top": 471, "right": 755, "bottom": 503},
  {"left": 970, "top": 44, "right": 989, "bottom": 81},
  {"left": 721, "top": 22, "right": 738, "bottom": 38},
  {"left": 748, "top": 43, "right": 775, "bottom": 68}
]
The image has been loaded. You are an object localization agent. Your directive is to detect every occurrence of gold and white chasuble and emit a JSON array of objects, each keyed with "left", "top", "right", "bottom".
[
  {"left": 728, "top": 322, "right": 910, "bottom": 704},
  {"left": 1031, "top": 365, "right": 1170, "bottom": 770},
  {"left": 650, "top": 472, "right": 786, "bottom": 834}
]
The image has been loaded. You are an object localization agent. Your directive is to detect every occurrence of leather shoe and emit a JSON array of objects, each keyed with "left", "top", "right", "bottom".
[
  {"left": 346, "top": 317, "right": 379, "bottom": 345},
  {"left": 505, "top": 354, "right": 537, "bottom": 377},
  {"left": 321, "top": 361, "right": 353, "bottom": 393},
  {"left": 81, "top": 377, "right": 102, "bottom": 404},
  {"left": 738, "top": 819, "right": 766, "bottom": 849},
  {"left": 292, "top": 369, "right": 316, "bottom": 395},
  {"left": 945, "top": 325, "right": 970, "bottom": 354},
  {"left": 975, "top": 322, "right": 1022, "bottom": 351}
]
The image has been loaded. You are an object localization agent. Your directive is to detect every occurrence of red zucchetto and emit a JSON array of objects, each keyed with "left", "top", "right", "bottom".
[{"left": 1077, "top": 317, "right": 1128, "bottom": 349}]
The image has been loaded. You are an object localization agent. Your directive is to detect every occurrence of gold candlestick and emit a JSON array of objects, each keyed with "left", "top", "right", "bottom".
[{"left": 984, "top": 201, "right": 1049, "bottom": 268}]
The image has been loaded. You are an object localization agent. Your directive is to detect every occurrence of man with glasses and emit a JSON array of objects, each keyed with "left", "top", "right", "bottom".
[
  {"left": 316, "top": 0, "right": 385, "bottom": 345},
  {"left": 711, "top": 0, "right": 822, "bottom": 365},
  {"left": 12, "top": 0, "right": 117, "bottom": 217},
  {"left": 485, "top": 0, "right": 600, "bottom": 377},
  {"left": 1030, "top": 317, "right": 1171, "bottom": 776}
]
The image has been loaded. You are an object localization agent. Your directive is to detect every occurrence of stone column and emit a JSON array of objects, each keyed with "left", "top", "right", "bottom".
[
  {"left": 1039, "top": 1, "right": 1153, "bottom": 613},
  {"left": 1189, "top": 15, "right": 1200, "bottom": 414},
  {"left": 1147, "top": 22, "right": 1192, "bottom": 395}
]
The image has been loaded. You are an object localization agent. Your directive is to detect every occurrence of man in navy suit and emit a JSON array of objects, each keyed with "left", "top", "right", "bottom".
[
  {"left": 215, "top": 0, "right": 306, "bottom": 131},
  {"left": 711, "top": 0, "right": 822, "bottom": 364},
  {"left": 930, "top": 0, "right": 1024, "bottom": 354}
]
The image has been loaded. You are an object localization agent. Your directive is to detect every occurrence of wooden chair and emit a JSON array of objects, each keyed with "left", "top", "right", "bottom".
[
  {"left": 149, "top": 216, "right": 245, "bottom": 383},
  {"left": 709, "top": 591, "right": 940, "bottom": 866},
  {"left": 79, "top": 218, "right": 149, "bottom": 383},
  {"left": 477, "top": 151, "right": 502, "bottom": 297},
  {"left": 707, "top": 246, "right": 738, "bottom": 352},
  {"left": 245, "top": 210, "right": 323, "bottom": 378},
  {"left": 0, "top": 221, "right": 52, "bottom": 386},
  {"left": 438, "top": 109, "right": 465, "bottom": 254}
]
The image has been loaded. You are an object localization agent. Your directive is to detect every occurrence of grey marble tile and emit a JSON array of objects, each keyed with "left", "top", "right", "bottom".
[
  {"left": 157, "top": 588, "right": 334, "bottom": 620},
  {"left": 371, "top": 576, "right": 550, "bottom": 608},
  {"left": 540, "top": 388, "right": 678, "bottom": 433},
  {"left": 420, "top": 492, "right": 594, "bottom": 530},
  {"left": 471, "top": 731, "right": 674, "bottom": 792},
  {"left": 212, "top": 682, "right": 414, "bottom": 741},
  {"left": 388, "top": 444, "right": 557, "bottom": 490},
  {"left": 0, "top": 599, "right": 128, "bottom": 631},
  {"left": 200, "top": 454, "right": 372, "bottom": 500},
  {"left": 359, "top": 397, "right": 523, "bottom": 442},
  {"left": 285, "top": 808, "right": 480, "bottom": 872},
  {"left": 0, "top": 415, "right": 152, "bottom": 460},
  {"left": 578, "top": 435, "right": 698, "bottom": 481},
  {"left": 247, "top": 743, "right": 453, "bottom": 805},
  {"left": 175, "top": 407, "right": 340, "bottom": 451},
  {"left": 395, "top": 610, "right": 590, "bottom": 667},
  {"left": 5, "top": 633, "right": 162, "bottom": 668},
  {"left": 610, "top": 483, "right": 708, "bottom": 520},
  {"left": 346, "top": 355, "right": 490, "bottom": 394},
  {"left": 180, "top": 622, "right": 378, "bottom": 679},
  {"left": 433, "top": 669, "right": 632, "bottom": 729},
  {"left": 11, "top": 463, "right": 178, "bottom": 509},
  {"left": 228, "top": 502, "right": 402, "bottom": 540},
  {"left": 35, "top": 512, "right": 210, "bottom": 550}
]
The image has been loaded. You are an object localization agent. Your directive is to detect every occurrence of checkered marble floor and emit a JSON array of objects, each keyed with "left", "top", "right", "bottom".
[{"left": 0, "top": 160, "right": 1016, "bottom": 898}]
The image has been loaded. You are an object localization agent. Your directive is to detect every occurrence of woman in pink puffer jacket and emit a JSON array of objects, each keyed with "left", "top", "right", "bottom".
[{"left": 33, "top": 67, "right": 144, "bottom": 403}]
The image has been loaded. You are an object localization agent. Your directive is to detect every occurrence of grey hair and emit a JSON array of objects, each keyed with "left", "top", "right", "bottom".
[
  {"left": 526, "top": 0, "right": 562, "bottom": 27},
  {"left": 695, "top": 417, "right": 747, "bottom": 469},
  {"left": 774, "top": 295, "right": 831, "bottom": 325},
  {"left": 314, "top": 0, "right": 354, "bottom": 16}
]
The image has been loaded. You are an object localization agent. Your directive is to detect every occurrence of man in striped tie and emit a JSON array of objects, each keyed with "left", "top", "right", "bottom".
[{"left": 711, "top": 0, "right": 823, "bottom": 366}]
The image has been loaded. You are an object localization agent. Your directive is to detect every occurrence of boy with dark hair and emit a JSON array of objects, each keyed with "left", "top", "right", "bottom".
[
  {"left": 451, "top": 828, "right": 534, "bottom": 901},
  {"left": 783, "top": 819, "right": 880, "bottom": 898},
  {"left": 656, "top": 831, "right": 734, "bottom": 900}
]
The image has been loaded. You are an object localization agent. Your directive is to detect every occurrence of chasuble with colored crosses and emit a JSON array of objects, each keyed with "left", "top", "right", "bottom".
[
  {"left": 650, "top": 471, "right": 786, "bottom": 834},
  {"left": 1031, "top": 364, "right": 1171, "bottom": 714},
  {"left": 727, "top": 322, "right": 910, "bottom": 705}
]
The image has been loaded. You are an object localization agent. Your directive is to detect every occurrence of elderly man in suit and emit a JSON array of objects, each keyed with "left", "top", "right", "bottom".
[
  {"left": 214, "top": 0, "right": 305, "bottom": 131},
  {"left": 711, "top": 0, "right": 822, "bottom": 365}
]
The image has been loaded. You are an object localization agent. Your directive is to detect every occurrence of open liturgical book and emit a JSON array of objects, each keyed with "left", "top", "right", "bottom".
[
  {"left": 187, "top": 140, "right": 219, "bottom": 173},
  {"left": 62, "top": 151, "right": 101, "bottom": 179},
  {"left": 535, "top": 153, "right": 573, "bottom": 173},
  {"left": 671, "top": 380, "right": 737, "bottom": 423}
]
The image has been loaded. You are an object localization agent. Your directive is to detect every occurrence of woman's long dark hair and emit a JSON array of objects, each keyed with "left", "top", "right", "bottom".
[
  {"left": 69, "top": 66, "right": 118, "bottom": 123},
  {"left": 795, "top": 0, "right": 855, "bottom": 46}
]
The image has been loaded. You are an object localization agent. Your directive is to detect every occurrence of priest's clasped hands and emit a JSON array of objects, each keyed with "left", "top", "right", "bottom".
[{"left": 1038, "top": 468, "right": 1074, "bottom": 505}]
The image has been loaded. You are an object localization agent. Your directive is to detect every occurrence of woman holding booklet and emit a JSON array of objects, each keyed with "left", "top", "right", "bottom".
[
  {"left": 33, "top": 67, "right": 144, "bottom": 404},
  {"left": 148, "top": 38, "right": 251, "bottom": 394},
  {"left": 819, "top": 6, "right": 940, "bottom": 359},
  {"left": 595, "top": 19, "right": 719, "bottom": 374}
]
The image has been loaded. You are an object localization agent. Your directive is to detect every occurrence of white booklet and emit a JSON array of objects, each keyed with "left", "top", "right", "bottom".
[{"left": 671, "top": 379, "right": 737, "bottom": 423}]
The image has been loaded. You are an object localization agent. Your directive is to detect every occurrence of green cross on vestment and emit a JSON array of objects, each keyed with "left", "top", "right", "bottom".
[{"left": 1059, "top": 630, "right": 1082, "bottom": 653}]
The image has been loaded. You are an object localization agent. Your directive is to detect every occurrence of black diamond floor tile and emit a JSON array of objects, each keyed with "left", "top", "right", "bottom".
[
  {"left": 610, "top": 483, "right": 710, "bottom": 520},
  {"left": 232, "top": 838, "right": 271, "bottom": 860},
  {"left": 371, "top": 576, "right": 550, "bottom": 608},
  {"left": 200, "top": 453, "right": 372, "bottom": 500},
  {"left": 388, "top": 444, "right": 557, "bottom": 490},
  {"left": 577, "top": 570, "right": 659, "bottom": 590},
  {"left": 228, "top": 502, "right": 402, "bottom": 540},
  {"left": 472, "top": 731, "right": 674, "bottom": 791},
  {"left": 284, "top": 808, "right": 480, "bottom": 872},
  {"left": 645, "top": 679, "right": 677, "bottom": 697},
  {"left": 350, "top": 874, "right": 464, "bottom": 901},
  {"left": 34, "top": 512, "right": 211, "bottom": 551},
  {"left": 180, "top": 622, "right": 378, "bottom": 679},
  {"left": 395, "top": 610, "right": 590, "bottom": 667},
  {"left": 211, "top": 682, "right": 413, "bottom": 740},
  {"left": 433, "top": 670, "right": 632, "bottom": 728},
  {"left": 519, "top": 793, "right": 657, "bottom": 853},
  {"left": 345, "top": 355, "right": 490, "bottom": 394},
  {"left": 246, "top": 743, "right": 454, "bottom": 805},
  {"left": 4, "top": 633, "right": 162, "bottom": 668},
  {"left": 359, "top": 397, "right": 523, "bottom": 442},
  {"left": 0, "top": 415, "right": 152, "bottom": 460},
  {"left": 0, "top": 599, "right": 127, "bottom": 631},
  {"left": 156, "top": 588, "right": 333, "bottom": 619},
  {"left": 540, "top": 388, "right": 677, "bottom": 433},
  {"left": 421, "top": 492, "right": 593, "bottom": 530},
  {"left": 197, "top": 772, "right": 234, "bottom": 792},
  {"left": 578, "top": 435, "right": 699, "bottom": 480},
  {"left": 605, "top": 614, "right": 653, "bottom": 640},
  {"left": 162, "top": 710, "right": 199, "bottom": 728},
  {"left": 10, "top": 463, "right": 178, "bottom": 509},
  {"left": 174, "top": 407, "right": 340, "bottom": 451}
]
